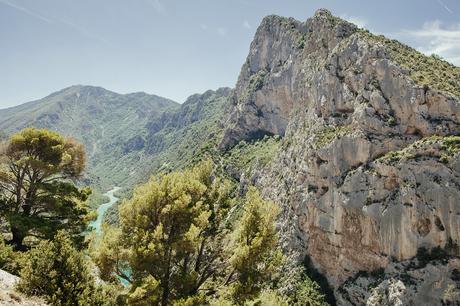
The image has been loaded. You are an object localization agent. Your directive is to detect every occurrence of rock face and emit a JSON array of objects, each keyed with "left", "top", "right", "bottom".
[
  {"left": 220, "top": 9, "right": 460, "bottom": 303},
  {"left": 0, "top": 269, "right": 47, "bottom": 305},
  {"left": 338, "top": 258, "right": 460, "bottom": 305}
]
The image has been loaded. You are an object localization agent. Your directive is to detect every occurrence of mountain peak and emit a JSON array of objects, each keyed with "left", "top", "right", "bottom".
[
  {"left": 217, "top": 9, "right": 460, "bottom": 304},
  {"left": 313, "top": 8, "right": 333, "bottom": 18}
]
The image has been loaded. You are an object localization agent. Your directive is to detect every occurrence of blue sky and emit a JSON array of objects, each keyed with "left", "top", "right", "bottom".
[{"left": 1, "top": 0, "right": 459, "bottom": 108}]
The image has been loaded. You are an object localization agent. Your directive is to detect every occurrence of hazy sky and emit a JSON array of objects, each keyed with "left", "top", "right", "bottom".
[{"left": 1, "top": 0, "right": 459, "bottom": 108}]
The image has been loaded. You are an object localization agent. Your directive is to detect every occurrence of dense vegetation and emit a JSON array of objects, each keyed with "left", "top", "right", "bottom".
[
  {"left": 0, "top": 86, "right": 180, "bottom": 192},
  {"left": 103, "top": 89, "right": 232, "bottom": 225},
  {"left": 0, "top": 128, "right": 91, "bottom": 250},
  {"left": 17, "top": 231, "right": 116, "bottom": 305},
  {"left": 0, "top": 128, "right": 328, "bottom": 305},
  {"left": 91, "top": 160, "right": 328, "bottom": 305}
]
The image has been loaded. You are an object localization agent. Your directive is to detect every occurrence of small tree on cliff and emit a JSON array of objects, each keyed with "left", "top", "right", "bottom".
[{"left": 0, "top": 128, "right": 90, "bottom": 250}]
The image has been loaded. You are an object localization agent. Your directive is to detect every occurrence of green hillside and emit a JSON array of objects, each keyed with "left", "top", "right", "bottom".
[{"left": 0, "top": 85, "right": 232, "bottom": 209}]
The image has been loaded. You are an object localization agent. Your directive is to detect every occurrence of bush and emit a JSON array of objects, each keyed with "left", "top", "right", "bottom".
[
  {"left": 17, "top": 231, "right": 114, "bottom": 305},
  {"left": 245, "top": 289, "right": 289, "bottom": 306},
  {"left": 0, "top": 238, "right": 22, "bottom": 274}
]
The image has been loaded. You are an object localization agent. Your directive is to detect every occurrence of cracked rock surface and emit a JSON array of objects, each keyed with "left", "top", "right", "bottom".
[{"left": 220, "top": 9, "right": 460, "bottom": 304}]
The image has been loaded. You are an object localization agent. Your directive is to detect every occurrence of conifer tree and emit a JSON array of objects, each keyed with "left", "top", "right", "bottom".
[{"left": 0, "top": 128, "right": 90, "bottom": 249}]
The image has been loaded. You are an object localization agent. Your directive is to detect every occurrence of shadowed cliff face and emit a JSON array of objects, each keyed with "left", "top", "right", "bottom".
[
  {"left": 219, "top": 8, "right": 460, "bottom": 303},
  {"left": 219, "top": 9, "right": 358, "bottom": 150}
]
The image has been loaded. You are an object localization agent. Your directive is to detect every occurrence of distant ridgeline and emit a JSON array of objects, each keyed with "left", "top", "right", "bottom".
[
  {"left": 0, "top": 85, "right": 232, "bottom": 208},
  {"left": 1, "top": 8, "right": 460, "bottom": 305}
]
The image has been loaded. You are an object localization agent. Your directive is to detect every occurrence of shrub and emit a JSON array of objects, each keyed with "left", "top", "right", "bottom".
[
  {"left": 0, "top": 238, "right": 22, "bottom": 274},
  {"left": 17, "top": 231, "right": 113, "bottom": 305}
]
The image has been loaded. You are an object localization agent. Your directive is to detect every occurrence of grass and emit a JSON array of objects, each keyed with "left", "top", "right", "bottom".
[
  {"left": 313, "top": 125, "right": 353, "bottom": 149},
  {"left": 223, "top": 136, "right": 282, "bottom": 173}
]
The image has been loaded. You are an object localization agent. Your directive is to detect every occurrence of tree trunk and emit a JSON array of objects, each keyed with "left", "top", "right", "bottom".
[
  {"left": 11, "top": 226, "right": 26, "bottom": 251},
  {"left": 161, "top": 279, "right": 169, "bottom": 306}
]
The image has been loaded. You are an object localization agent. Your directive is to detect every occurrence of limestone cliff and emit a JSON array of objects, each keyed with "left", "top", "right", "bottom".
[{"left": 220, "top": 9, "right": 460, "bottom": 304}]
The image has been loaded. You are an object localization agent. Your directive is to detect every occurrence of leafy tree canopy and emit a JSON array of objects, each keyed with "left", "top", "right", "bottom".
[
  {"left": 18, "top": 231, "right": 116, "bottom": 305},
  {"left": 92, "top": 160, "right": 328, "bottom": 305},
  {"left": 0, "top": 128, "right": 90, "bottom": 249}
]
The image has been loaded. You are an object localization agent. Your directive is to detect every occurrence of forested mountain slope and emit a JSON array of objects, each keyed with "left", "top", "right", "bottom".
[
  {"left": 0, "top": 85, "right": 231, "bottom": 205},
  {"left": 0, "top": 85, "right": 178, "bottom": 189}
]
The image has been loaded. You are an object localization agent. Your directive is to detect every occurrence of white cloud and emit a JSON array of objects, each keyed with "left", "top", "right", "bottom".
[
  {"left": 216, "top": 27, "right": 227, "bottom": 36},
  {"left": 200, "top": 24, "right": 208, "bottom": 31},
  {"left": 397, "top": 20, "right": 460, "bottom": 66},
  {"left": 146, "top": 0, "right": 166, "bottom": 16},
  {"left": 340, "top": 14, "right": 368, "bottom": 28},
  {"left": 437, "top": 0, "right": 453, "bottom": 13},
  {"left": 0, "top": 0, "right": 54, "bottom": 23},
  {"left": 243, "top": 20, "right": 251, "bottom": 29}
]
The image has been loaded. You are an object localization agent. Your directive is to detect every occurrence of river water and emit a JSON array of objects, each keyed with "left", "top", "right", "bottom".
[{"left": 89, "top": 187, "right": 121, "bottom": 235}]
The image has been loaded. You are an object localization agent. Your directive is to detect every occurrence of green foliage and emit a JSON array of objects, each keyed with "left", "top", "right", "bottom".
[
  {"left": 239, "top": 70, "right": 268, "bottom": 102},
  {"left": 0, "top": 86, "right": 180, "bottom": 193},
  {"left": 144, "top": 91, "right": 230, "bottom": 176},
  {"left": 245, "top": 289, "right": 288, "bottom": 306},
  {"left": 378, "top": 150, "right": 415, "bottom": 164},
  {"left": 0, "top": 87, "right": 232, "bottom": 229},
  {"left": 126, "top": 275, "right": 162, "bottom": 305},
  {"left": 0, "top": 128, "right": 91, "bottom": 249},
  {"left": 357, "top": 31, "right": 460, "bottom": 99},
  {"left": 227, "top": 187, "right": 281, "bottom": 302},
  {"left": 95, "top": 160, "right": 235, "bottom": 305},
  {"left": 440, "top": 135, "right": 460, "bottom": 155},
  {"left": 249, "top": 70, "right": 268, "bottom": 92},
  {"left": 90, "top": 224, "right": 131, "bottom": 284},
  {"left": 0, "top": 238, "right": 13, "bottom": 269},
  {"left": 0, "top": 238, "right": 22, "bottom": 274},
  {"left": 223, "top": 136, "right": 281, "bottom": 173},
  {"left": 276, "top": 259, "right": 329, "bottom": 306},
  {"left": 443, "top": 284, "right": 460, "bottom": 304},
  {"left": 93, "top": 161, "right": 322, "bottom": 305},
  {"left": 378, "top": 135, "right": 460, "bottom": 165},
  {"left": 87, "top": 188, "right": 110, "bottom": 209},
  {"left": 313, "top": 125, "right": 352, "bottom": 149},
  {"left": 291, "top": 277, "right": 329, "bottom": 306},
  {"left": 17, "top": 231, "right": 115, "bottom": 305}
]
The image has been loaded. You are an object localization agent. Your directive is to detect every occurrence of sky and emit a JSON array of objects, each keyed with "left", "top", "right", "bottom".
[{"left": 0, "top": 0, "right": 459, "bottom": 108}]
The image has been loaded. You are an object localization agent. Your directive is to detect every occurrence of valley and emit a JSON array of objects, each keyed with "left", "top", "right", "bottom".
[
  {"left": 89, "top": 187, "right": 121, "bottom": 235},
  {"left": 0, "top": 7, "right": 459, "bottom": 306}
]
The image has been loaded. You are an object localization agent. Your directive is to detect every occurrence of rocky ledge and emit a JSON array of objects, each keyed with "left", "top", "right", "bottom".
[{"left": 219, "top": 8, "right": 460, "bottom": 304}]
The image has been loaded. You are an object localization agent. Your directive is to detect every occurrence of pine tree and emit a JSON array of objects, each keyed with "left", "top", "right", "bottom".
[
  {"left": 95, "top": 160, "right": 234, "bottom": 305},
  {"left": 0, "top": 128, "right": 90, "bottom": 249},
  {"left": 18, "top": 231, "right": 112, "bottom": 305},
  {"left": 226, "top": 187, "right": 282, "bottom": 302}
]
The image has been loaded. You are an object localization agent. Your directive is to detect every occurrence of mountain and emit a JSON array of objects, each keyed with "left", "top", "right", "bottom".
[
  {"left": 0, "top": 85, "right": 179, "bottom": 190},
  {"left": 0, "top": 85, "right": 232, "bottom": 207},
  {"left": 103, "top": 87, "right": 232, "bottom": 224},
  {"left": 2, "top": 8, "right": 460, "bottom": 305},
  {"left": 217, "top": 9, "right": 460, "bottom": 305}
]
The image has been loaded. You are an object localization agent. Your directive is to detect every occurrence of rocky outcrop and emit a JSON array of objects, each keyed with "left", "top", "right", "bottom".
[
  {"left": 337, "top": 257, "right": 460, "bottom": 305},
  {"left": 0, "top": 269, "right": 47, "bottom": 305},
  {"left": 219, "top": 8, "right": 460, "bottom": 304}
]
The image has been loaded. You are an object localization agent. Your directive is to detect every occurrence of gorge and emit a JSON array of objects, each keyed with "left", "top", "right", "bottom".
[{"left": 0, "top": 7, "right": 459, "bottom": 306}]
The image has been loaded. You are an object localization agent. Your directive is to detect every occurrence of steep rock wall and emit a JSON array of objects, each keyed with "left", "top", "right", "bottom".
[{"left": 220, "top": 8, "right": 460, "bottom": 295}]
